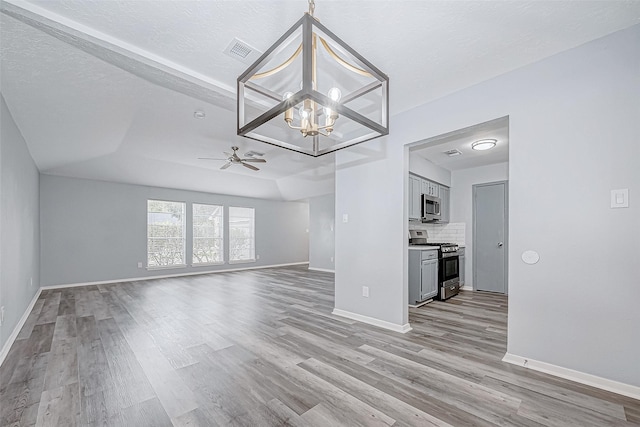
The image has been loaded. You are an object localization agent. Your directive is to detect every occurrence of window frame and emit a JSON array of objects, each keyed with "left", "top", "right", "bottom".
[
  {"left": 191, "top": 202, "right": 225, "bottom": 267},
  {"left": 228, "top": 206, "right": 256, "bottom": 264},
  {"left": 146, "top": 199, "right": 187, "bottom": 270}
]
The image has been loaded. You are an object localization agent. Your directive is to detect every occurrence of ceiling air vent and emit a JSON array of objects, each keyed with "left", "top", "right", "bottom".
[
  {"left": 444, "top": 149, "right": 463, "bottom": 157},
  {"left": 224, "top": 38, "right": 262, "bottom": 65}
]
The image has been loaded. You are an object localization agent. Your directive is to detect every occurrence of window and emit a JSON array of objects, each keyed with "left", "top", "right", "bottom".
[
  {"left": 192, "top": 203, "right": 224, "bottom": 265},
  {"left": 229, "top": 207, "right": 255, "bottom": 263},
  {"left": 147, "top": 200, "right": 186, "bottom": 268}
]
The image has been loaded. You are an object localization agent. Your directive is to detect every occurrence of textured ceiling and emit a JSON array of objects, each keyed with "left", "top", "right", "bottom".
[{"left": 1, "top": 0, "right": 639, "bottom": 199}]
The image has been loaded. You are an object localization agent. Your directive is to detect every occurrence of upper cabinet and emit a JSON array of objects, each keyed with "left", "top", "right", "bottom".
[
  {"left": 409, "top": 174, "right": 450, "bottom": 223},
  {"left": 439, "top": 185, "right": 450, "bottom": 223},
  {"left": 409, "top": 175, "right": 422, "bottom": 220},
  {"left": 422, "top": 180, "right": 439, "bottom": 198}
]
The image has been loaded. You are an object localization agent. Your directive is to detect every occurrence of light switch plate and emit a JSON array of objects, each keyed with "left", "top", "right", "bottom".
[
  {"left": 611, "top": 189, "right": 629, "bottom": 208},
  {"left": 342, "top": 213, "right": 349, "bottom": 223}
]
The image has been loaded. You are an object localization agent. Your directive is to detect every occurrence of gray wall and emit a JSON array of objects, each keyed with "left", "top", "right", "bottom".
[
  {"left": 0, "top": 94, "right": 40, "bottom": 351},
  {"left": 308, "top": 194, "right": 335, "bottom": 271},
  {"left": 409, "top": 154, "right": 451, "bottom": 187},
  {"left": 335, "top": 24, "right": 639, "bottom": 387},
  {"left": 40, "top": 175, "right": 309, "bottom": 286}
]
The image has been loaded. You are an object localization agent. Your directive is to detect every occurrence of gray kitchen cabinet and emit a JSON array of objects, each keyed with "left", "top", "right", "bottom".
[
  {"left": 439, "top": 185, "right": 450, "bottom": 223},
  {"left": 459, "top": 247, "right": 466, "bottom": 287},
  {"left": 409, "top": 175, "right": 422, "bottom": 220},
  {"left": 421, "top": 179, "right": 439, "bottom": 198},
  {"left": 409, "top": 174, "right": 449, "bottom": 222},
  {"left": 421, "top": 257, "right": 438, "bottom": 300},
  {"left": 409, "top": 249, "right": 438, "bottom": 305},
  {"left": 430, "top": 181, "right": 439, "bottom": 198}
]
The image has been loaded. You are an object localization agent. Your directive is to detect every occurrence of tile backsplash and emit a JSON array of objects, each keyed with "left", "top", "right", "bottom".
[{"left": 410, "top": 222, "right": 466, "bottom": 245}]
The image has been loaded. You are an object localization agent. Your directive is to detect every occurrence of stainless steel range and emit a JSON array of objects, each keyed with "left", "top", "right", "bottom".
[{"left": 409, "top": 231, "right": 461, "bottom": 300}]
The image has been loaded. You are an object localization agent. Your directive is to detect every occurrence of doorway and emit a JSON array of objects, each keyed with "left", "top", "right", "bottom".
[{"left": 473, "top": 181, "right": 508, "bottom": 294}]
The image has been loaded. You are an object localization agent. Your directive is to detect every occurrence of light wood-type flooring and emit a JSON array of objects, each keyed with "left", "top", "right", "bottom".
[{"left": 1, "top": 265, "right": 638, "bottom": 426}]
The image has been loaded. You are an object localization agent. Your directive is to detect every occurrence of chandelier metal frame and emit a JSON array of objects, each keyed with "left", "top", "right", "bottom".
[{"left": 237, "top": 2, "right": 389, "bottom": 157}]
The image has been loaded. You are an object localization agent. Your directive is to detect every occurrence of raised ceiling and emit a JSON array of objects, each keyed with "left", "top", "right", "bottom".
[{"left": 1, "top": 1, "right": 639, "bottom": 200}]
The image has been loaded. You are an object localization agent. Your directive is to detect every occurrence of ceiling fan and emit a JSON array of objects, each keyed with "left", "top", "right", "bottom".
[{"left": 199, "top": 146, "right": 266, "bottom": 171}]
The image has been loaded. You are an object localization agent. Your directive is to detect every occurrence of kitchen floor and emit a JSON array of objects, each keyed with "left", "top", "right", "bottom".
[{"left": 1, "top": 266, "right": 638, "bottom": 426}]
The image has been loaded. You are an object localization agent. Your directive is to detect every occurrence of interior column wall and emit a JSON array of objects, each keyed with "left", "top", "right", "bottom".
[{"left": 334, "top": 25, "right": 639, "bottom": 387}]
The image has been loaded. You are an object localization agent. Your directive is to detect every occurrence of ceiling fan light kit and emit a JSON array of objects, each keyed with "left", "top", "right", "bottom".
[{"left": 237, "top": 0, "right": 389, "bottom": 157}]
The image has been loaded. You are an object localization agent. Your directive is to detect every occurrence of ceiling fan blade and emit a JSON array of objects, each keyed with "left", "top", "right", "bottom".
[
  {"left": 220, "top": 162, "right": 232, "bottom": 170},
  {"left": 242, "top": 162, "right": 259, "bottom": 171},
  {"left": 245, "top": 151, "right": 265, "bottom": 157},
  {"left": 241, "top": 158, "right": 266, "bottom": 163},
  {"left": 198, "top": 157, "right": 227, "bottom": 161}
]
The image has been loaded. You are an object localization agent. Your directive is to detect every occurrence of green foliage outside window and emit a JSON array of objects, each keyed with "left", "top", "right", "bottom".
[{"left": 147, "top": 200, "right": 185, "bottom": 267}]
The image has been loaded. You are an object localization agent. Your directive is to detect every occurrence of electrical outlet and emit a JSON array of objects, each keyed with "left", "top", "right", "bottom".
[
  {"left": 330, "top": 256, "right": 334, "bottom": 263},
  {"left": 256, "top": 254, "right": 260, "bottom": 260},
  {"left": 137, "top": 262, "right": 143, "bottom": 268},
  {"left": 362, "top": 286, "right": 369, "bottom": 298},
  {"left": 0, "top": 306, "right": 5, "bottom": 325},
  {"left": 342, "top": 213, "right": 349, "bottom": 223},
  {"left": 30, "top": 277, "right": 33, "bottom": 287}
]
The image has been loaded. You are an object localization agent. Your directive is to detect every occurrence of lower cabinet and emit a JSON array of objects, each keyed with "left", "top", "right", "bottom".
[
  {"left": 420, "top": 257, "right": 438, "bottom": 300},
  {"left": 409, "top": 249, "right": 438, "bottom": 305}
]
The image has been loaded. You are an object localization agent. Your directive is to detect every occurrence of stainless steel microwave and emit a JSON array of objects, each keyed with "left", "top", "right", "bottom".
[{"left": 422, "top": 194, "right": 441, "bottom": 222}]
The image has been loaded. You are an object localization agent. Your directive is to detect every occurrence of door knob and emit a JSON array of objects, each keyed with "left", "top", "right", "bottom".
[{"left": 498, "top": 242, "right": 503, "bottom": 247}]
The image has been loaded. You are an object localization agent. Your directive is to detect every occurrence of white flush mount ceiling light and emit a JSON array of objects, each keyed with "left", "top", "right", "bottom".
[
  {"left": 237, "top": 0, "right": 389, "bottom": 157},
  {"left": 471, "top": 139, "right": 497, "bottom": 151},
  {"left": 193, "top": 110, "right": 206, "bottom": 119}
]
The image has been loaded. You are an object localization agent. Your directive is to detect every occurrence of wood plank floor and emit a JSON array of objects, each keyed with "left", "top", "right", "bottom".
[{"left": 1, "top": 265, "right": 638, "bottom": 426}]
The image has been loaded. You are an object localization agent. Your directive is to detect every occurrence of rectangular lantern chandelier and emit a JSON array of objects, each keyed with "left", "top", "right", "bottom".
[{"left": 237, "top": 2, "right": 389, "bottom": 157}]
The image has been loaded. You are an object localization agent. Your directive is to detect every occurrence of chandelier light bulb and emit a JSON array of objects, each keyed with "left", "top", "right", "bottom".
[
  {"left": 299, "top": 106, "right": 311, "bottom": 119},
  {"left": 283, "top": 91, "right": 294, "bottom": 100},
  {"left": 328, "top": 87, "right": 342, "bottom": 102}
]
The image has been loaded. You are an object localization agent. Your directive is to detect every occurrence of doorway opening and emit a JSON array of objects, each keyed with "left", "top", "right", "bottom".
[{"left": 405, "top": 116, "right": 510, "bottom": 305}]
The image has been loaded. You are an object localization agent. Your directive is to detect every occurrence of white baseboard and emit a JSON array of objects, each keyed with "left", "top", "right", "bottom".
[
  {"left": 460, "top": 285, "right": 473, "bottom": 291},
  {"left": 0, "top": 288, "right": 42, "bottom": 367},
  {"left": 332, "top": 308, "right": 412, "bottom": 334},
  {"left": 307, "top": 267, "right": 335, "bottom": 273},
  {"left": 40, "top": 262, "right": 310, "bottom": 290},
  {"left": 502, "top": 352, "right": 640, "bottom": 400}
]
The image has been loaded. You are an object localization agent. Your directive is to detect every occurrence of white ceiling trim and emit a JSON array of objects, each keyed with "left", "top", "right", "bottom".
[{"left": 0, "top": 0, "right": 236, "bottom": 110}]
